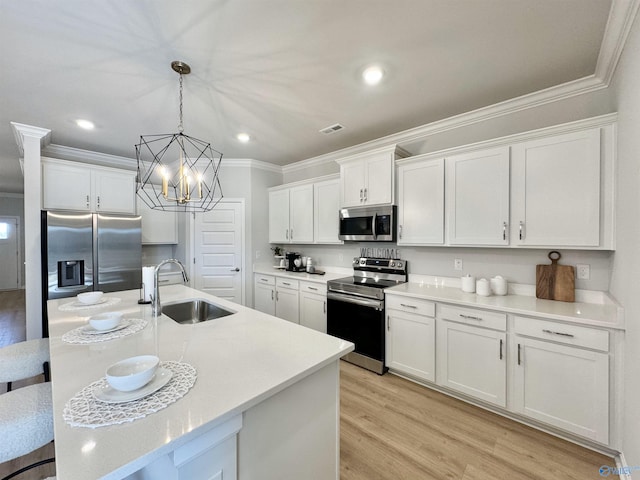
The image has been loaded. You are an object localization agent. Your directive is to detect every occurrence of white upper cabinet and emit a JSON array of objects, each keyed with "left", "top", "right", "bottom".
[
  {"left": 42, "top": 158, "right": 136, "bottom": 214},
  {"left": 338, "top": 145, "right": 408, "bottom": 207},
  {"left": 314, "top": 178, "right": 341, "bottom": 244},
  {"left": 446, "top": 146, "right": 510, "bottom": 245},
  {"left": 268, "top": 184, "right": 313, "bottom": 244},
  {"left": 397, "top": 157, "right": 445, "bottom": 245},
  {"left": 510, "top": 128, "right": 601, "bottom": 247}
]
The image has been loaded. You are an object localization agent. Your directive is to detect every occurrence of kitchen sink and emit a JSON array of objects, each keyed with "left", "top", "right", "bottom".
[{"left": 162, "top": 299, "right": 235, "bottom": 324}]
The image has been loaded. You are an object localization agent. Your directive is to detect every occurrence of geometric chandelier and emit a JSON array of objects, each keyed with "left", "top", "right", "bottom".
[{"left": 135, "top": 61, "right": 223, "bottom": 213}]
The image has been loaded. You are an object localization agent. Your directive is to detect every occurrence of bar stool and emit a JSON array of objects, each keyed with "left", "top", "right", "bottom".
[{"left": 0, "top": 339, "right": 55, "bottom": 480}]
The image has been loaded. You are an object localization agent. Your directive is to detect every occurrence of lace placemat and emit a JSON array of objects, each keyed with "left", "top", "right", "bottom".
[
  {"left": 63, "top": 361, "right": 197, "bottom": 429},
  {"left": 58, "top": 296, "right": 122, "bottom": 311},
  {"left": 61, "top": 318, "right": 148, "bottom": 344}
]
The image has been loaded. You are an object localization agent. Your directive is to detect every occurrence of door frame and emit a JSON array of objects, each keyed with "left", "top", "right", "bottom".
[
  {"left": 0, "top": 215, "right": 22, "bottom": 290},
  {"left": 188, "top": 198, "right": 246, "bottom": 305}
]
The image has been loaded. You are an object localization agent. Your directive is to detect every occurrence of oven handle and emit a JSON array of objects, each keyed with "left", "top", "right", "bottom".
[{"left": 327, "top": 291, "right": 384, "bottom": 310}]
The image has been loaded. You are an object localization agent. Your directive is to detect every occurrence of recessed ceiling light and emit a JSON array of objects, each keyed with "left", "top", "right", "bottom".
[
  {"left": 236, "top": 132, "right": 251, "bottom": 143},
  {"left": 76, "top": 119, "right": 95, "bottom": 130},
  {"left": 362, "top": 66, "right": 384, "bottom": 85}
]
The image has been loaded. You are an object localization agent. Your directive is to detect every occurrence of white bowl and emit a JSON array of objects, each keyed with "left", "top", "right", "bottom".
[
  {"left": 89, "top": 311, "right": 123, "bottom": 331},
  {"left": 77, "top": 291, "right": 104, "bottom": 305},
  {"left": 106, "top": 355, "right": 159, "bottom": 392}
]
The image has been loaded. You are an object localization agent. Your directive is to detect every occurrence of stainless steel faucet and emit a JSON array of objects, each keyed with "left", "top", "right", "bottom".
[{"left": 151, "top": 259, "right": 189, "bottom": 316}]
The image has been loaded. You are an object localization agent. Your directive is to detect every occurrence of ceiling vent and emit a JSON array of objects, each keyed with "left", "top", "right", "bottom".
[{"left": 319, "top": 123, "right": 345, "bottom": 135}]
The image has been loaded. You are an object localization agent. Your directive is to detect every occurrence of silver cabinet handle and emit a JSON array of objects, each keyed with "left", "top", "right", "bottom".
[
  {"left": 387, "top": 315, "right": 390, "bottom": 331},
  {"left": 517, "top": 343, "right": 522, "bottom": 365},
  {"left": 97, "top": 196, "right": 100, "bottom": 209},
  {"left": 271, "top": 290, "right": 274, "bottom": 300},
  {"left": 364, "top": 188, "right": 367, "bottom": 201},
  {"left": 519, "top": 221, "right": 524, "bottom": 240},
  {"left": 285, "top": 229, "right": 289, "bottom": 240},
  {"left": 399, "top": 225, "right": 403, "bottom": 239},
  {"left": 230, "top": 268, "right": 240, "bottom": 272},
  {"left": 323, "top": 301, "right": 326, "bottom": 314},
  {"left": 542, "top": 329, "right": 575, "bottom": 338},
  {"left": 259, "top": 278, "right": 269, "bottom": 283},
  {"left": 276, "top": 291, "right": 279, "bottom": 301},
  {"left": 460, "top": 314, "right": 483, "bottom": 321},
  {"left": 308, "top": 286, "right": 318, "bottom": 291},
  {"left": 86, "top": 195, "right": 90, "bottom": 208},
  {"left": 503, "top": 222, "right": 507, "bottom": 241},
  {"left": 499, "top": 339, "right": 503, "bottom": 360},
  {"left": 290, "top": 228, "right": 293, "bottom": 240},
  {"left": 282, "top": 282, "right": 291, "bottom": 286},
  {"left": 359, "top": 188, "right": 363, "bottom": 202},
  {"left": 400, "top": 303, "right": 417, "bottom": 309}
]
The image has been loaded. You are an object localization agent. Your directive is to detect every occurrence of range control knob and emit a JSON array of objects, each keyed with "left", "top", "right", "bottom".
[
  {"left": 390, "top": 261, "right": 395, "bottom": 267},
  {"left": 396, "top": 261, "right": 403, "bottom": 269}
]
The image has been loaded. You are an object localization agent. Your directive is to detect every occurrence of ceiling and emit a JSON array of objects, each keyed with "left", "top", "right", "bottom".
[{"left": 0, "top": 0, "right": 615, "bottom": 193}]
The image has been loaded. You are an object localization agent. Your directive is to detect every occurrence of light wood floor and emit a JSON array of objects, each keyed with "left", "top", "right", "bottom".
[
  {"left": 340, "top": 360, "right": 614, "bottom": 480},
  {"left": 0, "top": 290, "right": 615, "bottom": 479}
]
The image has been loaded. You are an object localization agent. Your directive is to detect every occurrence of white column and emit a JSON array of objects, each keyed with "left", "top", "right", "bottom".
[{"left": 11, "top": 123, "right": 51, "bottom": 340}]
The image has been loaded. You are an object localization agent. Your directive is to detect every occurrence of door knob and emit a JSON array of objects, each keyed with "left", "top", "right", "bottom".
[{"left": 230, "top": 267, "right": 240, "bottom": 272}]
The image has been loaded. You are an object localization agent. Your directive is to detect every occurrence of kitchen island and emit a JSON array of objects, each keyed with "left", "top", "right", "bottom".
[{"left": 47, "top": 285, "right": 353, "bottom": 480}]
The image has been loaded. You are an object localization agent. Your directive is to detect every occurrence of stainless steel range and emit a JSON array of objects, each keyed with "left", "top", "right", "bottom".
[{"left": 326, "top": 257, "right": 408, "bottom": 374}]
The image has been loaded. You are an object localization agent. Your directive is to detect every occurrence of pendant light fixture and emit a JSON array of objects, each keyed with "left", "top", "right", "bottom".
[{"left": 135, "top": 61, "right": 223, "bottom": 212}]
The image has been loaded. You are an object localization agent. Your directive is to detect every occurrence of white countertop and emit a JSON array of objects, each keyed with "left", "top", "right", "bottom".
[
  {"left": 253, "top": 264, "right": 350, "bottom": 284},
  {"left": 386, "top": 282, "right": 624, "bottom": 330},
  {"left": 47, "top": 285, "right": 353, "bottom": 480}
]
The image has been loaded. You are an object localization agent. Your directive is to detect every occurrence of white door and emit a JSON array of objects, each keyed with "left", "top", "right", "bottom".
[
  {"left": 436, "top": 320, "right": 506, "bottom": 407},
  {"left": 254, "top": 279, "right": 275, "bottom": 315},
  {"left": 288, "top": 184, "right": 314, "bottom": 243},
  {"left": 194, "top": 201, "right": 244, "bottom": 304},
  {"left": 314, "top": 179, "right": 341, "bottom": 244},
  {"left": 386, "top": 310, "right": 435, "bottom": 382},
  {"left": 0, "top": 217, "right": 19, "bottom": 290},
  {"left": 340, "top": 161, "right": 365, "bottom": 207},
  {"left": 268, "top": 189, "right": 290, "bottom": 243},
  {"left": 299, "top": 291, "right": 326, "bottom": 333},
  {"left": 275, "top": 287, "right": 299, "bottom": 323}
]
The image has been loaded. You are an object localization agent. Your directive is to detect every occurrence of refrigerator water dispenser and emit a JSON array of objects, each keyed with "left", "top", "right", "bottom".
[{"left": 58, "top": 260, "right": 84, "bottom": 287}]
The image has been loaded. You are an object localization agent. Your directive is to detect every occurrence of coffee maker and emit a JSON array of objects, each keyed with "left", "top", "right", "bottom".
[{"left": 285, "top": 252, "right": 304, "bottom": 272}]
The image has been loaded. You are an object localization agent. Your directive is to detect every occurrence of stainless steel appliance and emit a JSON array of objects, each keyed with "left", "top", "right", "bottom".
[
  {"left": 326, "top": 257, "right": 408, "bottom": 374},
  {"left": 41, "top": 211, "right": 142, "bottom": 334},
  {"left": 338, "top": 205, "right": 396, "bottom": 242}
]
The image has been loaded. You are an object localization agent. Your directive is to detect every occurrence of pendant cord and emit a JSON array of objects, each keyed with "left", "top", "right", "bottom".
[{"left": 178, "top": 73, "right": 184, "bottom": 133}]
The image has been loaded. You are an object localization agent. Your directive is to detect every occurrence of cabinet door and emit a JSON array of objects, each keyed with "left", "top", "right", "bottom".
[
  {"left": 340, "top": 161, "right": 366, "bottom": 207},
  {"left": 253, "top": 279, "right": 275, "bottom": 315},
  {"left": 512, "top": 337, "right": 608, "bottom": 443},
  {"left": 93, "top": 170, "right": 136, "bottom": 214},
  {"left": 42, "top": 161, "right": 92, "bottom": 211},
  {"left": 299, "top": 291, "right": 326, "bottom": 333},
  {"left": 386, "top": 310, "right": 435, "bottom": 382},
  {"left": 446, "top": 147, "right": 510, "bottom": 245},
  {"left": 397, "top": 159, "right": 444, "bottom": 244},
  {"left": 289, "top": 184, "right": 313, "bottom": 243},
  {"left": 268, "top": 189, "right": 290, "bottom": 243},
  {"left": 364, "top": 152, "right": 393, "bottom": 205},
  {"left": 436, "top": 320, "right": 506, "bottom": 407},
  {"left": 275, "top": 287, "right": 299, "bottom": 323},
  {"left": 314, "top": 179, "right": 341, "bottom": 244},
  {"left": 511, "top": 128, "right": 601, "bottom": 246},
  {"left": 138, "top": 198, "right": 178, "bottom": 244}
]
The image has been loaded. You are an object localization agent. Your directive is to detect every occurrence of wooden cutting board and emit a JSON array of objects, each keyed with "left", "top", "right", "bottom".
[{"left": 536, "top": 251, "right": 575, "bottom": 302}]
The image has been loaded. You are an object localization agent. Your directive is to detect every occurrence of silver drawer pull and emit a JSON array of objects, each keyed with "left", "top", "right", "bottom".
[
  {"left": 260, "top": 278, "right": 269, "bottom": 283},
  {"left": 542, "top": 329, "right": 575, "bottom": 338},
  {"left": 308, "top": 286, "right": 318, "bottom": 291},
  {"left": 282, "top": 282, "right": 291, "bottom": 286},
  {"left": 400, "top": 303, "right": 417, "bottom": 309},
  {"left": 460, "top": 314, "right": 483, "bottom": 321}
]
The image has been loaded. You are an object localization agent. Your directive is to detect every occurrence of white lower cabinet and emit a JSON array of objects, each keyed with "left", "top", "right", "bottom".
[
  {"left": 385, "top": 295, "right": 436, "bottom": 382},
  {"left": 275, "top": 278, "right": 299, "bottom": 323},
  {"left": 436, "top": 318, "right": 507, "bottom": 408},
  {"left": 299, "top": 282, "right": 326, "bottom": 333},
  {"left": 512, "top": 316, "right": 609, "bottom": 444},
  {"left": 254, "top": 274, "right": 275, "bottom": 315}
]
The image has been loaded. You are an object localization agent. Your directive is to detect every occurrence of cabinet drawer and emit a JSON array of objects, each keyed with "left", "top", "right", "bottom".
[
  {"left": 514, "top": 316, "right": 609, "bottom": 352},
  {"left": 439, "top": 304, "right": 506, "bottom": 331},
  {"left": 277, "top": 277, "right": 299, "bottom": 290},
  {"left": 255, "top": 274, "right": 275, "bottom": 286},
  {"left": 386, "top": 295, "right": 435, "bottom": 317},
  {"left": 299, "top": 281, "right": 325, "bottom": 295}
]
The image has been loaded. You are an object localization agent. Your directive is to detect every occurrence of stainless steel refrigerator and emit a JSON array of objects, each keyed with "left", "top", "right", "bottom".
[{"left": 41, "top": 211, "right": 142, "bottom": 333}]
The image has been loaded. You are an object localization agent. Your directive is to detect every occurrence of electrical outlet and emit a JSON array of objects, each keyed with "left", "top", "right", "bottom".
[
  {"left": 454, "top": 258, "right": 463, "bottom": 271},
  {"left": 576, "top": 264, "right": 590, "bottom": 280}
]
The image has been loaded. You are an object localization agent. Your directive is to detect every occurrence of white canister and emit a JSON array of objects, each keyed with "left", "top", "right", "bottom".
[
  {"left": 461, "top": 275, "right": 476, "bottom": 293},
  {"left": 476, "top": 278, "right": 491, "bottom": 296},
  {"left": 491, "top": 276, "right": 508, "bottom": 295}
]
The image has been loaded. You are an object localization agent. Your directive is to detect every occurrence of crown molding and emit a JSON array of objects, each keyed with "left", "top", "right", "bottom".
[
  {"left": 10, "top": 123, "right": 51, "bottom": 158},
  {"left": 43, "top": 144, "right": 136, "bottom": 170},
  {"left": 595, "top": 0, "right": 640, "bottom": 85},
  {"left": 222, "top": 158, "right": 283, "bottom": 174}
]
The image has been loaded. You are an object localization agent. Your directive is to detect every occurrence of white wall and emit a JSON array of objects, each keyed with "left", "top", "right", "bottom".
[
  {"left": 609, "top": 11, "right": 640, "bottom": 469},
  {"left": 0, "top": 193, "right": 25, "bottom": 286}
]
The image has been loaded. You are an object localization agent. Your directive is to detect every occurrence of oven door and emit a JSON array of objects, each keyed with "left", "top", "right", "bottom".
[{"left": 326, "top": 291, "right": 386, "bottom": 374}]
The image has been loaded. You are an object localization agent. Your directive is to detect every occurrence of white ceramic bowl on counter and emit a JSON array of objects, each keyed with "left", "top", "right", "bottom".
[
  {"left": 89, "top": 311, "right": 123, "bottom": 331},
  {"left": 77, "top": 291, "right": 104, "bottom": 305},
  {"left": 106, "top": 355, "right": 160, "bottom": 392}
]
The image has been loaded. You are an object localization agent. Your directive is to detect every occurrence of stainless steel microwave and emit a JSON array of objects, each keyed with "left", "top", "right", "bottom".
[{"left": 338, "top": 205, "right": 396, "bottom": 242}]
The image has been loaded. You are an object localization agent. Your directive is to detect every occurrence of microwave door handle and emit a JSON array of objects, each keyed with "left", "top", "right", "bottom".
[{"left": 372, "top": 213, "right": 377, "bottom": 239}]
